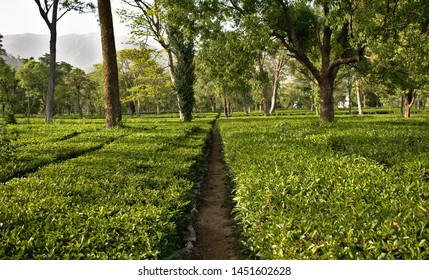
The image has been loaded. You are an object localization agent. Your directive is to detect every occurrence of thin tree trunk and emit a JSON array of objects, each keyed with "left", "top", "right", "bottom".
[
  {"left": 156, "top": 99, "right": 161, "bottom": 115},
  {"left": 257, "top": 58, "right": 270, "bottom": 116},
  {"left": 404, "top": 88, "right": 415, "bottom": 118},
  {"left": 137, "top": 98, "right": 141, "bottom": 117},
  {"left": 347, "top": 87, "right": 352, "bottom": 114},
  {"left": 40, "top": 0, "right": 60, "bottom": 124},
  {"left": 166, "top": 49, "right": 185, "bottom": 121},
  {"left": 356, "top": 79, "right": 364, "bottom": 115},
  {"left": 98, "top": 0, "right": 121, "bottom": 128},
  {"left": 269, "top": 55, "right": 285, "bottom": 115},
  {"left": 27, "top": 97, "right": 31, "bottom": 118},
  {"left": 77, "top": 85, "right": 83, "bottom": 118}
]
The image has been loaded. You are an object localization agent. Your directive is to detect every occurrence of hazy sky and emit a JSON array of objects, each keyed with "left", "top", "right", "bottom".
[{"left": 0, "top": 0, "right": 129, "bottom": 36}]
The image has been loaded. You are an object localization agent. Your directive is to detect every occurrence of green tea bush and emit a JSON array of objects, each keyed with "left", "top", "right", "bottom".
[
  {"left": 0, "top": 116, "right": 214, "bottom": 259},
  {"left": 0, "top": 126, "right": 16, "bottom": 165},
  {"left": 219, "top": 115, "right": 429, "bottom": 259}
]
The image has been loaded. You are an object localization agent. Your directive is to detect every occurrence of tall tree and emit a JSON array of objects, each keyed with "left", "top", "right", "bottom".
[
  {"left": 0, "top": 59, "right": 17, "bottom": 115},
  {"left": 121, "top": 0, "right": 197, "bottom": 120},
  {"left": 63, "top": 68, "right": 87, "bottom": 118},
  {"left": 16, "top": 58, "right": 49, "bottom": 118},
  {"left": 98, "top": 0, "right": 122, "bottom": 128},
  {"left": 363, "top": 0, "right": 429, "bottom": 118},
  {"left": 34, "top": 0, "right": 94, "bottom": 123},
  {"left": 167, "top": 26, "right": 195, "bottom": 121},
  {"left": 224, "top": 0, "right": 367, "bottom": 122},
  {"left": 196, "top": 31, "right": 255, "bottom": 117},
  {"left": 268, "top": 50, "right": 287, "bottom": 114}
]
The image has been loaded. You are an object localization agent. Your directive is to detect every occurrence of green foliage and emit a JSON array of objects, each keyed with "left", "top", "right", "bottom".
[
  {"left": 15, "top": 58, "right": 49, "bottom": 116},
  {"left": 0, "top": 125, "right": 17, "bottom": 165},
  {"left": 168, "top": 26, "right": 196, "bottom": 121},
  {"left": 3, "top": 113, "right": 17, "bottom": 125},
  {"left": 0, "top": 34, "right": 5, "bottom": 56},
  {"left": 0, "top": 59, "right": 18, "bottom": 114},
  {"left": 0, "top": 115, "right": 215, "bottom": 259},
  {"left": 220, "top": 115, "right": 429, "bottom": 259}
]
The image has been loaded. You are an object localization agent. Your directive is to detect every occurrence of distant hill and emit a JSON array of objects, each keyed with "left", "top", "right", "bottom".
[
  {"left": 3, "top": 33, "right": 136, "bottom": 72},
  {"left": 1, "top": 53, "right": 24, "bottom": 68}
]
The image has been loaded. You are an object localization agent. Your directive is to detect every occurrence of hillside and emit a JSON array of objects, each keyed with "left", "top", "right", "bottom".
[{"left": 3, "top": 33, "right": 135, "bottom": 71}]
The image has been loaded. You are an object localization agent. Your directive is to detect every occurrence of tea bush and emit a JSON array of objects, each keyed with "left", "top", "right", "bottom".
[
  {"left": 0, "top": 116, "right": 214, "bottom": 259},
  {"left": 219, "top": 115, "right": 429, "bottom": 259}
]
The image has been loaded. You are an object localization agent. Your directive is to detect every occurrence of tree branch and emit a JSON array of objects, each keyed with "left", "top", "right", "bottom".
[
  {"left": 34, "top": 0, "right": 52, "bottom": 28},
  {"left": 328, "top": 43, "right": 366, "bottom": 74}
]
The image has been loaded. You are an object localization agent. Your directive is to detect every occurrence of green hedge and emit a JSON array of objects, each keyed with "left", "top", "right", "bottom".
[{"left": 219, "top": 115, "right": 429, "bottom": 259}]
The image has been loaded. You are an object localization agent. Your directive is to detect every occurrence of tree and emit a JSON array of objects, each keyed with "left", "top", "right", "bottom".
[
  {"left": 0, "top": 34, "right": 5, "bottom": 56},
  {"left": 196, "top": 31, "right": 255, "bottom": 117},
  {"left": 167, "top": 26, "right": 195, "bottom": 121},
  {"left": 224, "top": 0, "right": 366, "bottom": 122},
  {"left": 0, "top": 59, "right": 17, "bottom": 115},
  {"left": 16, "top": 59, "right": 49, "bottom": 118},
  {"left": 88, "top": 64, "right": 105, "bottom": 116},
  {"left": 117, "top": 47, "right": 172, "bottom": 116},
  {"left": 268, "top": 50, "right": 288, "bottom": 114},
  {"left": 63, "top": 68, "right": 87, "bottom": 118},
  {"left": 121, "top": 0, "right": 197, "bottom": 120},
  {"left": 98, "top": 0, "right": 122, "bottom": 128},
  {"left": 364, "top": 1, "right": 429, "bottom": 118},
  {"left": 34, "top": 0, "right": 94, "bottom": 123}
]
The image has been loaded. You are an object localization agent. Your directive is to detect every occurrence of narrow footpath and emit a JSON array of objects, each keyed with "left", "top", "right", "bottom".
[{"left": 189, "top": 123, "right": 239, "bottom": 259}]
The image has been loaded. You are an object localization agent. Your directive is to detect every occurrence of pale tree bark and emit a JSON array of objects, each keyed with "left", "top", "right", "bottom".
[
  {"left": 98, "top": 0, "right": 122, "bottom": 128},
  {"left": 404, "top": 88, "right": 416, "bottom": 118},
  {"left": 257, "top": 57, "right": 270, "bottom": 116},
  {"left": 269, "top": 54, "right": 286, "bottom": 115},
  {"left": 356, "top": 79, "right": 364, "bottom": 115}
]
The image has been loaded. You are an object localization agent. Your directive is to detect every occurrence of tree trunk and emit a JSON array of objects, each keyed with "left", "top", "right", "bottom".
[
  {"left": 347, "top": 87, "right": 352, "bottom": 114},
  {"left": 270, "top": 77, "right": 280, "bottom": 115},
  {"left": 77, "top": 85, "right": 83, "bottom": 118},
  {"left": 98, "top": 0, "right": 121, "bottom": 128},
  {"left": 223, "top": 95, "right": 228, "bottom": 117},
  {"left": 136, "top": 98, "right": 141, "bottom": 117},
  {"left": 356, "top": 79, "right": 364, "bottom": 115},
  {"left": 166, "top": 49, "right": 184, "bottom": 120},
  {"left": 404, "top": 88, "right": 415, "bottom": 118},
  {"left": 269, "top": 55, "right": 285, "bottom": 115},
  {"left": 319, "top": 78, "right": 335, "bottom": 123},
  {"left": 127, "top": 101, "right": 133, "bottom": 117},
  {"left": 257, "top": 58, "right": 270, "bottom": 116},
  {"left": 44, "top": 2, "right": 59, "bottom": 124},
  {"left": 156, "top": 101, "right": 161, "bottom": 115},
  {"left": 27, "top": 97, "right": 31, "bottom": 118}
]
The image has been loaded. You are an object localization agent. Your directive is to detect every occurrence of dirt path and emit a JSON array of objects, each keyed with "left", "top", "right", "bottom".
[{"left": 189, "top": 123, "right": 239, "bottom": 260}]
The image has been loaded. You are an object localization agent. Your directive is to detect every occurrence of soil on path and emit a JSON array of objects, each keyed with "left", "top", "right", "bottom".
[{"left": 189, "top": 123, "right": 239, "bottom": 260}]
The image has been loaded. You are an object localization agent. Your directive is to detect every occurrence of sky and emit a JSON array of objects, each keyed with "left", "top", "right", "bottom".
[{"left": 0, "top": 0, "right": 130, "bottom": 36}]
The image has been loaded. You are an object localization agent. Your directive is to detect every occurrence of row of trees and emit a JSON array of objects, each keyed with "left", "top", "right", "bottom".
[
  {"left": 2, "top": 1, "right": 429, "bottom": 126},
  {"left": 119, "top": 0, "right": 429, "bottom": 121},
  {"left": 0, "top": 47, "right": 178, "bottom": 118}
]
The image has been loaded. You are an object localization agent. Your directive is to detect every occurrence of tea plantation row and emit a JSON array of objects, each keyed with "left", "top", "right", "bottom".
[
  {"left": 0, "top": 116, "right": 215, "bottom": 259},
  {"left": 219, "top": 115, "right": 429, "bottom": 259}
]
